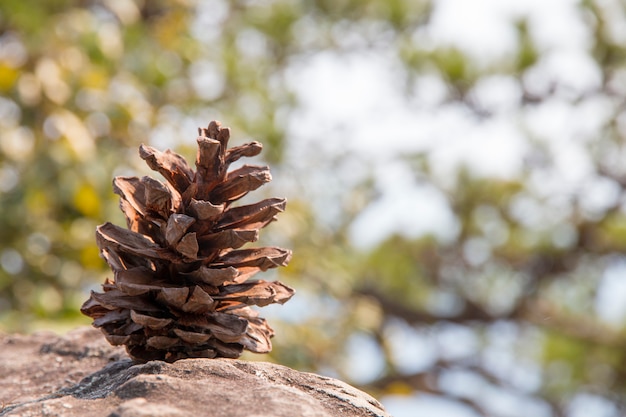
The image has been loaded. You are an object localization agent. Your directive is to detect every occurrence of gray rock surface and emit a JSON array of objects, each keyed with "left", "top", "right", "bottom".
[{"left": 0, "top": 327, "right": 390, "bottom": 417}]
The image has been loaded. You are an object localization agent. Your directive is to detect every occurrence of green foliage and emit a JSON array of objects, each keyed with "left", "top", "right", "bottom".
[{"left": 514, "top": 20, "right": 538, "bottom": 71}]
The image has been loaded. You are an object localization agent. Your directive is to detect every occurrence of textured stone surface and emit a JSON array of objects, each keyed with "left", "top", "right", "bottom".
[{"left": 0, "top": 327, "right": 390, "bottom": 417}]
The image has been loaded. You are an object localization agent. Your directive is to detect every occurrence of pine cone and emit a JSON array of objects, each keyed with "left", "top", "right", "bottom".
[{"left": 81, "top": 121, "right": 294, "bottom": 362}]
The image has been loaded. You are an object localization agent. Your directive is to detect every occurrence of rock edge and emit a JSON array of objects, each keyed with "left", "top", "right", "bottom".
[{"left": 0, "top": 327, "right": 390, "bottom": 417}]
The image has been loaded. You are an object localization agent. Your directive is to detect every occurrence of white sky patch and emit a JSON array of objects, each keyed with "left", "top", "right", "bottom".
[
  {"left": 427, "top": 0, "right": 590, "bottom": 61},
  {"left": 385, "top": 319, "right": 438, "bottom": 374},
  {"left": 286, "top": 50, "right": 431, "bottom": 158},
  {"left": 596, "top": 259, "right": 626, "bottom": 326},
  {"left": 383, "top": 394, "right": 481, "bottom": 417},
  {"left": 287, "top": 49, "right": 530, "bottom": 246},
  {"left": 427, "top": 0, "right": 519, "bottom": 61},
  {"left": 344, "top": 332, "right": 386, "bottom": 384},
  {"left": 189, "top": 60, "right": 225, "bottom": 101},
  {"left": 523, "top": 96, "right": 612, "bottom": 198},
  {"left": 411, "top": 73, "right": 450, "bottom": 108},
  {"left": 348, "top": 163, "right": 459, "bottom": 249},
  {"left": 522, "top": 0, "right": 593, "bottom": 52},
  {"left": 579, "top": 176, "right": 622, "bottom": 217},
  {"left": 525, "top": 97, "right": 612, "bottom": 146},
  {"left": 190, "top": 0, "right": 229, "bottom": 43},
  {"left": 469, "top": 75, "right": 523, "bottom": 114},
  {"left": 288, "top": 51, "right": 395, "bottom": 124},
  {"left": 567, "top": 393, "right": 621, "bottom": 417},
  {"left": 427, "top": 112, "right": 529, "bottom": 183},
  {"left": 288, "top": 48, "right": 531, "bottom": 174},
  {"left": 526, "top": 50, "right": 602, "bottom": 95}
]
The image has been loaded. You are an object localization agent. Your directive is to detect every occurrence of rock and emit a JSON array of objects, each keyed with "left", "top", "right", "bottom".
[
  {"left": 0, "top": 327, "right": 390, "bottom": 417},
  {"left": 109, "top": 398, "right": 190, "bottom": 417}
]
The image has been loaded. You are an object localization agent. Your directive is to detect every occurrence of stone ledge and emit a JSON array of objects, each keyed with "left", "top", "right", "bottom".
[{"left": 0, "top": 327, "right": 390, "bottom": 417}]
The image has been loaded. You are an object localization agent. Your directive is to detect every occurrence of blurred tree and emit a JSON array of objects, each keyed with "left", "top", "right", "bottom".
[{"left": 2, "top": 0, "right": 626, "bottom": 416}]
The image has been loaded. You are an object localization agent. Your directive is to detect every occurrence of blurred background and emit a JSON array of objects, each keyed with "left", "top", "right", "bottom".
[{"left": 1, "top": 0, "right": 626, "bottom": 416}]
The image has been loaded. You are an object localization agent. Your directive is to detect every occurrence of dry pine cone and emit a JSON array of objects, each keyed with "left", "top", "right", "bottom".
[{"left": 81, "top": 121, "right": 294, "bottom": 362}]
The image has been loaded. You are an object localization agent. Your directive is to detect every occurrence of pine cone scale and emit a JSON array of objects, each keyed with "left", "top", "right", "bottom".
[
  {"left": 188, "top": 198, "right": 224, "bottom": 221},
  {"left": 214, "top": 247, "right": 292, "bottom": 270},
  {"left": 165, "top": 214, "right": 196, "bottom": 247},
  {"left": 180, "top": 266, "right": 238, "bottom": 286},
  {"left": 139, "top": 144, "right": 194, "bottom": 193},
  {"left": 96, "top": 223, "right": 168, "bottom": 260},
  {"left": 89, "top": 290, "right": 162, "bottom": 313},
  {"left": 214, "top": 280, "right": 295, "bottom": 306},
  {"left": 225, "top": 141, "right": 263, "bottom": 164},
  {"left": 215, "top": 197, "right": 286, "bottom": 230},
  {"left": 210, "top": 165, "right": 272, "bottom": 204}
]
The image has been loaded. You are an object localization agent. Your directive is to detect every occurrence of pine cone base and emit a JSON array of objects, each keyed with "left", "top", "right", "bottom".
[{"left": 81, "top": 121, "right": 294, "bottom": 363}]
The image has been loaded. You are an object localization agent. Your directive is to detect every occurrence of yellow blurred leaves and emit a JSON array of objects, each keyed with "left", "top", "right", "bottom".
[
  {"left": 153, "top": 9, "right": 187, "bottom": 49},
  {"left": 384, "top": 381, "right": 414, "bottom": 396},
  {"left": 81, "top": 68, "right": 109, "bottom": 89},
  {"left": 80, "top": 245, "right": 102, "bottom": 269},
  {"left": 25, "top": 190, "right": 50, "bottom": 217},
  {"left": 0, "top": 64, "right": 19, "bottom": 92},
  {"left": 73, "top": 183, "right": 101, "bottom": 217}
]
